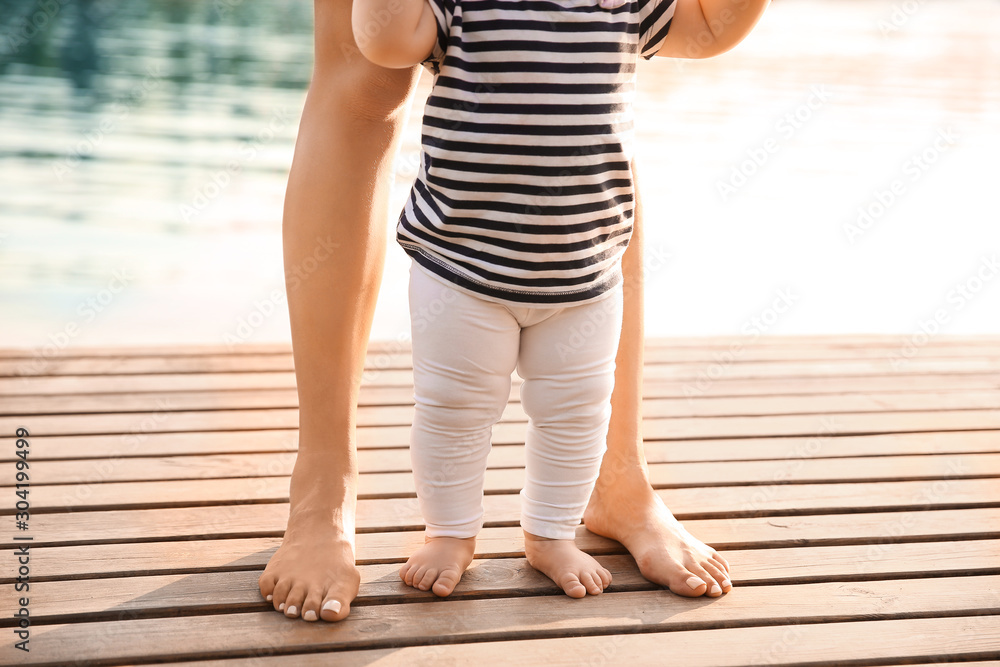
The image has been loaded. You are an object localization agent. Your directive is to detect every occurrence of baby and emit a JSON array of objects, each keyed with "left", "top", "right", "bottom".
[{"left": 351, "top": 0, "right": 767, "bottom": 598}]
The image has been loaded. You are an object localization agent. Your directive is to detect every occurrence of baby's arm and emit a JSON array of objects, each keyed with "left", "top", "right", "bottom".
[
  {"left": 352, "top": 0, "right": 438, "bottom": 69},
  {"left": 656, "top": 0, "right": 769, "bottom": 59}
]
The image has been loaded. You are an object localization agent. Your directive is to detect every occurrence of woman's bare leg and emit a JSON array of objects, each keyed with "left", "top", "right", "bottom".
[
  {"left": 257, "top": 0, "right": 421, "bottom": 622},
  {"left": 584, "top": 159, "right": 734, "bottom": 598}
]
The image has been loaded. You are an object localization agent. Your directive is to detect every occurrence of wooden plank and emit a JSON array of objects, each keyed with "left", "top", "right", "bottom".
[
  {"left": 9, "top": 536, "right": 999, "bottom": 585},
  {"left": 5, "top": 342, "right": 1000, "bottom": 377},
  {"left": 8, "top": 429, "right": 997, "bottom": 463},
  {"left": 6, "top": 388, "right": 999, "bottom": 421},
  {"left": 634, "top": 410, "right": 1000, "bottom": 441},
  {"left": 3, "top": 356, "right": 998, "bottom": 395},
  {"left": 4, "top": 369, "right": 997, "bottom": 397},
  {"left": 5, "top": 407, "right": 1000, "bottom": 440},
  {"left": 1, "top": 354, "right": 300, "bottom": 377},
  {"left": 4, "top": 506, "right": 999, "bottom": 550},
  {"left": 2, "top": 333, "right": 997, "bottom": 360},
  {"left": 0, "top": 342, "right": 296, "bottom": 359},
  {"left": 6, "top": 452, "right": 997, "bottom": 488},
  {"left": 135, "top": 616, "right": 1000, "bottom": 667},
  {"left": 0, "top": 370, "right": 305, "bottom": 395},
  {"left": 6, "top": 557, "right": 650, "bottom": 625},
  {"left": 12, "top": 579, "right": 1000, "bottom": 665},
  {"left": 10, "top": 476, "right": 1000, "bottom": 521},
  {"left": 5, "top": 549, "right": 1000, "bottom": 627}
]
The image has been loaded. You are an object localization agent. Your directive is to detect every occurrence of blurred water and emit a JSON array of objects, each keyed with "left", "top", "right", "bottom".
[
  {"left": 1, "top": 0, "right": 998, "bottom": 351},
  {"left": 0, "top": 0, "right": 314, "bottom": 347}
]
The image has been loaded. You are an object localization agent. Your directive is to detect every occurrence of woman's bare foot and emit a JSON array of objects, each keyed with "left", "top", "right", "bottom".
[
  {"left": 523, "top": 531, "right": 613, "bottom": 599},
  {"left": 399, "top": 536, "right": 477, "bottom": 597},
  {"left": 584, "top": 469, "right": 732, "bottom": 598},
  {"left": 258, "top": 451, "right": 361, "bottom": 622}
]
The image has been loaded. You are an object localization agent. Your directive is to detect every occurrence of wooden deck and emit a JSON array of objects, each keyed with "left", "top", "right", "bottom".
[{"left": 2, "top": 335, "right": 1000, "bottom": 665}]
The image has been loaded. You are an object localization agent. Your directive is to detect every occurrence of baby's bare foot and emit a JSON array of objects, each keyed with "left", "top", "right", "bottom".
[
  {"left": 399, "top": 536, "right": 476, "bottom": 597},
  {"left": 523, "top": 531, "right": 612, "bottom": 598}
]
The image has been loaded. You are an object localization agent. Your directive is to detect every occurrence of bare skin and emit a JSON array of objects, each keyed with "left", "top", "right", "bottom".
[
  {"left": 259, "top": 0, "right": 771, "bottom": 621},
  {"left": 398, "top": 536, "right": 476, "bottom": 597},
  {"left": 392, "top": 162, "right": 731, "bottom": 602},
  {"left": 400, "top": 531, "right": 613, "bottom": 599},
  {"left": 523, "top": 532, "right": 613, "bottom": 598},
  {"left": 583, "top": 160, "right": 732, "bottom": 599},
  {"left": 256, "top": 0, "right": 420, "bottom": 622}
]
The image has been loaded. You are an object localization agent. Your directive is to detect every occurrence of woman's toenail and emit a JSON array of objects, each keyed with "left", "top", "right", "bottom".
[
  {"left": 286, "top": 605, "right": 297, "bottom": 616},
  {"left": 723, "top": 579, "right": 731, "bottom": 588},
  {"left": 278, "top": 602, "right": 285, "bottom": 611},
  {"left": 710, "top": 584, "right": 721, "bottom": 595},
  {"left": 322, "top": 599, "right": 341, "bottom": 614},
  {"left": 266, "top": 594, "right": 272, "bottom": 601},
  {"left": 303, "top": 610, "right": 317, "bottom": 621},
  {"left": 685, "top": 576, "right": 704, "bottom": 590}
]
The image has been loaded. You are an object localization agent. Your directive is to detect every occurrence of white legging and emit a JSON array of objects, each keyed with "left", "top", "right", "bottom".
[{"left": 407, "top": 262, "right": 624, "bottom": 540}]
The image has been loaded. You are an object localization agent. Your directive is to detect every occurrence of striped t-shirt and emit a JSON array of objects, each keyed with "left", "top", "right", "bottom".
[{"left": 396, "top": 0, "right": 676, "bottom": 306}]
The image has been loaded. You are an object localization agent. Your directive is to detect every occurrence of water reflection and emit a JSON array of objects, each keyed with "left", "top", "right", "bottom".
[
  {"left": 0, "top": 0, "right": 318, "bottom": 345},
  {"left": 0, "top": 2, "right": 314, "bottom": 235},
  {"left": 1, "top": 0, "right": 314, "bottom": 94},
  {"left": 1, "top": 0, "right": 998, "bottom": 348}
]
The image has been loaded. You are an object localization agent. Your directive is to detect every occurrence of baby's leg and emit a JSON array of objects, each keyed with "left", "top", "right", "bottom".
[
  {"left": 402, "top": 263, "right": 520, "bottom": 596},
  {"left": 516, "top": 284, "right": 624, "bottom": 598}
]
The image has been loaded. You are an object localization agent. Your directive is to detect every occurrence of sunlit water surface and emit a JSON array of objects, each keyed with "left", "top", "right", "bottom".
[{"left": 1, "top": 0, "right": 998, "bottom": 351}]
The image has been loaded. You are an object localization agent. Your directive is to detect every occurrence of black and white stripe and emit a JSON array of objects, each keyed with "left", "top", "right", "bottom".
[{"left": 397, "top": 0, "right": 676, "bottom": 305}]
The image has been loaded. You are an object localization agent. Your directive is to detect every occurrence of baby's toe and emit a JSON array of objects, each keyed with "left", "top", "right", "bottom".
[
  {"left": 408, "top": 565, "right": 430, "bottom": 589},
  {"left": 560, "top": 573, "right": 587, "bottom": 599},
  {"left": 416, "top": 567, "right": 440, "bottom": 591},
  {"left": 432, "top": 568, "right": 462, "bottom": 597},
  {"left": 580, "top": 571, "right": 603, "bottom": 595}
]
